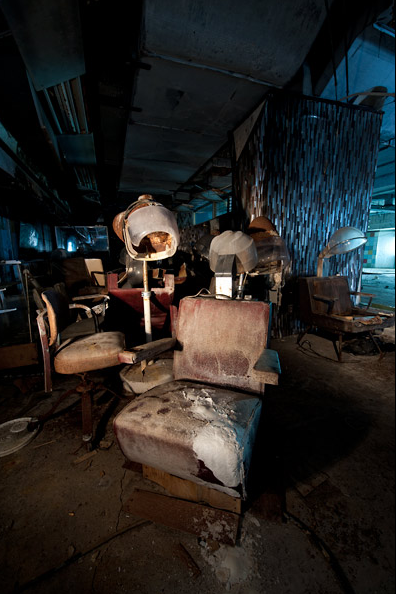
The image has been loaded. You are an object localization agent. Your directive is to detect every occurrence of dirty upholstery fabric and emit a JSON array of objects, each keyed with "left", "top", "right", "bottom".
[
  {"left": 173, "top": 298, "right": 270, "bottom": 395},
  {"left": 54, "top": 331, "right": 125, "bottom": 374},
  {"left": 114, "top": 380, "right": 262, "bottom": 498},
  {"left": 114, "top": 297, "right": 271, "bottom": 498}
]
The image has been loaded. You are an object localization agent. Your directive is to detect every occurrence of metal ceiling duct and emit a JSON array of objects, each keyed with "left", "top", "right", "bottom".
[
  {"left": 0, "top": 0, "right": 85, "bottom": 90},
  {"left": 0, "top": 0, "right": 99, "bottom": 203}
]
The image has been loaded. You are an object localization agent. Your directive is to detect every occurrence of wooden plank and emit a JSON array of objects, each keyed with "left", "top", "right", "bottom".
[
  {"left": 252, "top": 348, "right": 280, "bottom": 385},
  {"left": 73, "top": 450, "right": 97, "bottom": 465},
  {"left": 0, "top": 343, "right": 38, "bottom": 369},
  {"left": 143, "top": 465, "right": 241, "bottom": 514},
  {"left": 124, "top": 489, "right": 239, "bottom": 545},
  {"left": 118, "top": 337, "right": 176, "bottom": 364}
]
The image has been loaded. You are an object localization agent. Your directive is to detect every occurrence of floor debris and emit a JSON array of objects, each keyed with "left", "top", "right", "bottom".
[
  {"left": 73, "top": 450, "right": 97, "bottom": 465},
  {"left": 0, "top": 333, "right": 394, "bottom": 593},
  {"left": 200, "top": 540, "right": 255, "bottom": 591}
]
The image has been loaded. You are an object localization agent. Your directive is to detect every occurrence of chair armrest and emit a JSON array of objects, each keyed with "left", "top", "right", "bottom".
[
  {"left": 350, "top": 291, "right": 375, "bottom": 297},
  {"left": 313, "top": 294, "right": 338, "bottom": 303},
  {"left": 69, "top": 303, "right": 99, "bottom": 332},
  {"left": 313, "top": 294, "right": 338, "bottom": 314},
  {"left": 118, "top": 337, "right": 176, "bottom": 365},
  {"left": 350, "top": 291, "right": 374, "bottom": 309},
  {"left": 252, "top": 349, "right": 281, "bottom": 385},
  {"left": 72, "top": 294, "right": 110, "bottom": 302},
  {"left": 72, "top": 294, "right": 110, "bottom": 316}
]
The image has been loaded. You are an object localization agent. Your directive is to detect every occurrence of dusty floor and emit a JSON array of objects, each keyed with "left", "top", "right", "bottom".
[
  {"left": 361, "top": 269, "right": 395, "bottom": 309},
  {"left": 0, "top": 330, "right": 394, "bottom": 594}
]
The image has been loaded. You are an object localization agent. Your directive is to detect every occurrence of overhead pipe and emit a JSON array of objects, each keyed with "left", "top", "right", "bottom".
[{"left": 143, "top": 50, "right": 283, "bottom": 89}]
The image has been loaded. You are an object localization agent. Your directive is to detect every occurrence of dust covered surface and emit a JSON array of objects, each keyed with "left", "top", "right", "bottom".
[{"left": 0, "top": 333, "right": 394, "bottom": 594}]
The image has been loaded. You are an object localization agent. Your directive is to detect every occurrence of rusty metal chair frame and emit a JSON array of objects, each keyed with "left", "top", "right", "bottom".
[
  {"left": 37, "top": 300, "right": 99, "bottom": 394},
  {"left": 36, "top": 290, "right": 122, "bottom": 446}
]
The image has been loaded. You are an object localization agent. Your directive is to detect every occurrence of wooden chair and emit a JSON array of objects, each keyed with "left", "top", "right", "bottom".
[
  {"left": 36, "top": 289, "right": 125, "bottom": 445},
  {"left": 113, "top": 296, "right": 281, "bottom": 518},
  {"left": 298, "top": 276, "right": 395, "bottom": 360}
]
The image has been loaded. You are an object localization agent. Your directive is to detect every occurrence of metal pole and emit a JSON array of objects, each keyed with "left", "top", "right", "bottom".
[
  {"left": 24, "top": 268, "right": 33, "bottom": 343},
  {"left": 317, "top": 256, "right": 324, "bottom": 277},
  {"left": 142, "top": 260, "right": 152, "bottom": 342}
]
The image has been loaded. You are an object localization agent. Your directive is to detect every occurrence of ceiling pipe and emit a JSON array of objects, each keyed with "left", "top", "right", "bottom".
[
  {"left": 373, "top": 22, "right": 395, "bottom": 37},
  {"left": 142, "top": 50, "right": 283, "bottom": 89}
]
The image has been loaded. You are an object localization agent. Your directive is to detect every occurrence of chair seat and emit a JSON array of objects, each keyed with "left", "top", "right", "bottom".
[
  {"left": 113, "top": 380, "right": 262, "bottom": 498},
  {"left": 60, "top": 316, "right": 104, "bottom": 340},
  {"left": 54, "top": 331, "right": 125, "bottom": 374},
  {"left": 309, "top": 311, "right": 394, "bottom": 334}
]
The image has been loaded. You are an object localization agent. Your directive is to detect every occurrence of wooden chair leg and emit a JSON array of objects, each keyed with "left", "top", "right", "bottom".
[
  {"left": 297, "top": 326, "right": 311, "bottom": 345},
  {"left": 332, "top": 333, "right": 343, "bottom": 362},
  {"left": 338, "top": 333, "right": 343, "bottom": 362},
  {"left": 369, "top": 332, "right": 385, "bottom": 360}
]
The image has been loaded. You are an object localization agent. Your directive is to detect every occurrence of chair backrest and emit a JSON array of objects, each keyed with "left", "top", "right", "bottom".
[
  {"left": 299, "top": 276, "right": 353, "bottom": 320},
  {"left": 60, "top": 257, "right": 92, "bottom": 291},
  {"left": 85, "top": 258, "right": 106, "bottom": 287},
  {"left": 41, "top": 289, "right": 71, "bottom": 346},
  {"left": 173, "top": 297, "right": 271, "bottom": 395},
  {"left": 107, "top": 272, "right": 175, "bottom": 331}
]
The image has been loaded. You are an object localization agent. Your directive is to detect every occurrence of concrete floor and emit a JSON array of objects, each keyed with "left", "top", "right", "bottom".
[
  {"left": 0, "top": 330, "right": 394, "bottom": 594},
  {"left": 361, "top": 269, "right": 395, "bottom": 309}
]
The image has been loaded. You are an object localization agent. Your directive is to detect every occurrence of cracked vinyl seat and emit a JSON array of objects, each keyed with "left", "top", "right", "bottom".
[{"left": 114, "top": 296, "right": 280, "bottom": 500}]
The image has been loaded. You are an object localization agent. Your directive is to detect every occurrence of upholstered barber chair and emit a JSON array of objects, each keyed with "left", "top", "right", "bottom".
[{"left": 114, "top": 295, "right": 280, "bottom": 504}]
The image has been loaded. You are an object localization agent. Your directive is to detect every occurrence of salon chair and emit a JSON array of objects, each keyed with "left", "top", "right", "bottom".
[
  {"left": 298, "top": 276, "right": 395, "bottom": 360},
  {"left": 107, "top": 271, "right": 175, "bottom": 334},
  {"left": 36, "top": 289, "right": 125, "bottom": 445},
  {"left": 114, "top": 296, "right": 280, "bottom": 503}
]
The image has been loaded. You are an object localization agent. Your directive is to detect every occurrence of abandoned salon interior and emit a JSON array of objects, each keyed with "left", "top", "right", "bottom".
[{"left": 0, "top": 1, "right": 395, "bottom": 593}]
